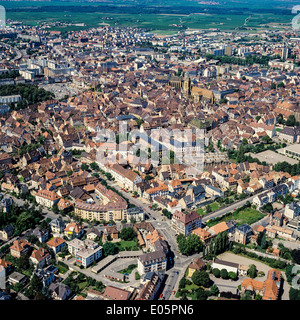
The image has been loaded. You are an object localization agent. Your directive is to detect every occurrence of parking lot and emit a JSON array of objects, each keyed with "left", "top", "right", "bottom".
[
  {"left": 246, "top": 150, "right": 298, "bottom": 166},
  {"left": 39, "top": 82, "right": 82, "bottom": 100}
]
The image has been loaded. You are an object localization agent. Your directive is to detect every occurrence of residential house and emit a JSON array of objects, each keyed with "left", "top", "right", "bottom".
[
  {"left": 34, "top": 189, "right": 61, "bottom": 209},
  {"left": 135, "top": 271, "right": 165, "bottom": 300},
  {"left": 30, "top": 247, "right": 51, "bottom": 269},
  {"left": 102, "top": 225, "right": 119, "bottom": 242},
  {"left": 32, "top": 227, "right": 49, "bottom": 243},
  {"left": 8, "top": 271, "right": 27, "bottom": 286},
  {"left": 205, "top": 185, "right": 224, "bottom": 198},
  {"left": 50, "top": 217, "right": 65, "bottom": 234},
  {"left": 0, "top": 224, "right": 14, "bottom": 241},
  {"left": 0, "top": 258, "right": 13, "bottom": 273},
  {"left": 211, "top": 258, "right": 238, "bottom": 275},
  {"left": 191, "top": 227, "right": 213, "bottom": 246},
  {"left": 34, "top": 265, "right": 58, "bottom": 287},
  {"left": 86, "top": 226, "right": 102, "bottom": 241},
  {"left": 171, "top": 210, "right": 202, "bottom": 236},
  {"left": 109, "top": 164, "right": 142, "bottom": 191},
  {"left": 64, "top": 222, "right": 84, "bottom": 239},
  {"left": 49, "top": 282, "right": 73, "bottom": 300},
  {"left": 57, "top": 198, "right": 73, "bottom": 212},
  {"left": 187, "top": 258, "right": 206, "bottom": 277},
  {"left": 284, "top": 202, "right": 300, "bottom": 219},
  {"left": 137, "top": 250, "right": 168, "bottom": 275},
  {"left": 68, "top": 238, "right": 102, "bottom": 268},
  {"left": 234, "top": 224, "right": 252, "bottom": 245},
  {"left": 46, "top": 237, "right": 67, "bottom": 254},
  {"left": 102, "top": 286, "right": 131, "bottom": 300},
  {"left": 10, "top": 239, "right": 31, "bottom": 258},
  {"left": 0, "top": 196, "right": 13, "bottom": 213}
]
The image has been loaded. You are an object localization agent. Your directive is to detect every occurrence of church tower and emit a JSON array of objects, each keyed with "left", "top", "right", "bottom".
[{"left": 183, "top": 77, "right": 191, "bottom": 98}]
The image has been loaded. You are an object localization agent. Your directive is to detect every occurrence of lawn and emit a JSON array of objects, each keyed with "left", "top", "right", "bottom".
[
  {"left": 57, "top": 261, "right": 69, "bottom": 274},
  {"left": 210, "top": 202, "right": 220, "bottom": 211},
  {"left": 116, "top": 240, "right": 140, "bottom": 251},
  {"left": 207, "top": 207, "right": 265, "bottom": 227},
  {"left": 196, "top": 208, "right": 206, "bottom": 216},
  {"left": 78, "top": 281, "right": 89, "bottom": 290},
  {"left": 185, "top": 283, "right": 200, "bottom": 291},
  {"left": 196, "top": 202, "right": 220, "bottom": 216},
  {"left": 234, "top": 207, "right": 265, "bottom": 226},
  {"left": 57, "top": 264, "right": 69, "bottom": 274}
]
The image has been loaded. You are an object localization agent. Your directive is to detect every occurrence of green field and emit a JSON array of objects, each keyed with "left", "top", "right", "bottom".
[
  {"left": 1, "top": 0, "right": 295, "bottom": 34},
  {"left": 207, "top": 207, "right": 265, "bottom": 227},
  {"left": 196, "top": 202, "right": 221, "bottom": 216},
  {"left": 116, "top": 240, "right": 140, "bottom": 251}
]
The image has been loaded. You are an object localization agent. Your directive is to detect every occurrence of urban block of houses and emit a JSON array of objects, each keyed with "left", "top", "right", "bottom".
[{"left": 240, "top": 269, "right": 282, "bottom": 300}]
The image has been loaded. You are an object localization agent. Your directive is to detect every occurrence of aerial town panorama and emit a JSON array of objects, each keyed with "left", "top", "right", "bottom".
[{"left": 0, "top": 0, "right": 299, "bottom": 310}]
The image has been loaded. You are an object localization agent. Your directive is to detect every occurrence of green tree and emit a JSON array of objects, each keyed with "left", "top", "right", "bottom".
[
  {"left": 209, "top": 284, "right": 219, "bottom": 296},
  {"left": 248, "top": 264, "right": 257, "bottom": 278},
  {"left": 30, "top": 273, "right": 43, "bottom": 293},
  {"left": 228, "top": 271, "right": 237, "bottom": 280},
  {"left": 179, "top": 277, "right": 186, "bottom": 289},
  {"left": 262, "top": 135, "right": 272, "bottom": 144},
  {"left": 186, "top": 234, "right": 202, "bottom": 255},
  {"left": 220, "top": 269, "right": 228, "bottom": 279},
  {"left": 241, "top": 291, "right": 252, "bottom": 300},
  {"left": 292, "top": 249, "right": 300, "bottom": 265},
  {"left": 212, "top": 268, "right": 220, "bottom": 278},
  {"left": 194, "top": 287, "right": 208, "bottom": 300},
  {"left": 242, "top": 137, "right": 248, "bottom": 145},
  {"left": 191, "top": 270, "right": 210, "bottom": 288},
  {"left": 119, "top": 227, "right": 137, "bottom": 241},
  {"left": 206, "top": 205, "right": 212, "bottom": 213},
  {"left": 289, "top": 287, "right": 300, "bottom": 300},
  {"left": 103, "top": 242, "right": 119, "bottom": 257},
  {"left": 260, "top": 234, "right": 268, "bottom": 250},
  {"left": 277, "top": 113, "right": 284, "bottom": 124},
  {"left": 90, "top": 162, "right": 100, "bottom": 171},
  {"left": 256, "top": 232, "right": 264, "bottom": 247},
  {"left": 81, "top": 163, "right": 89, "bottom": 171}
]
